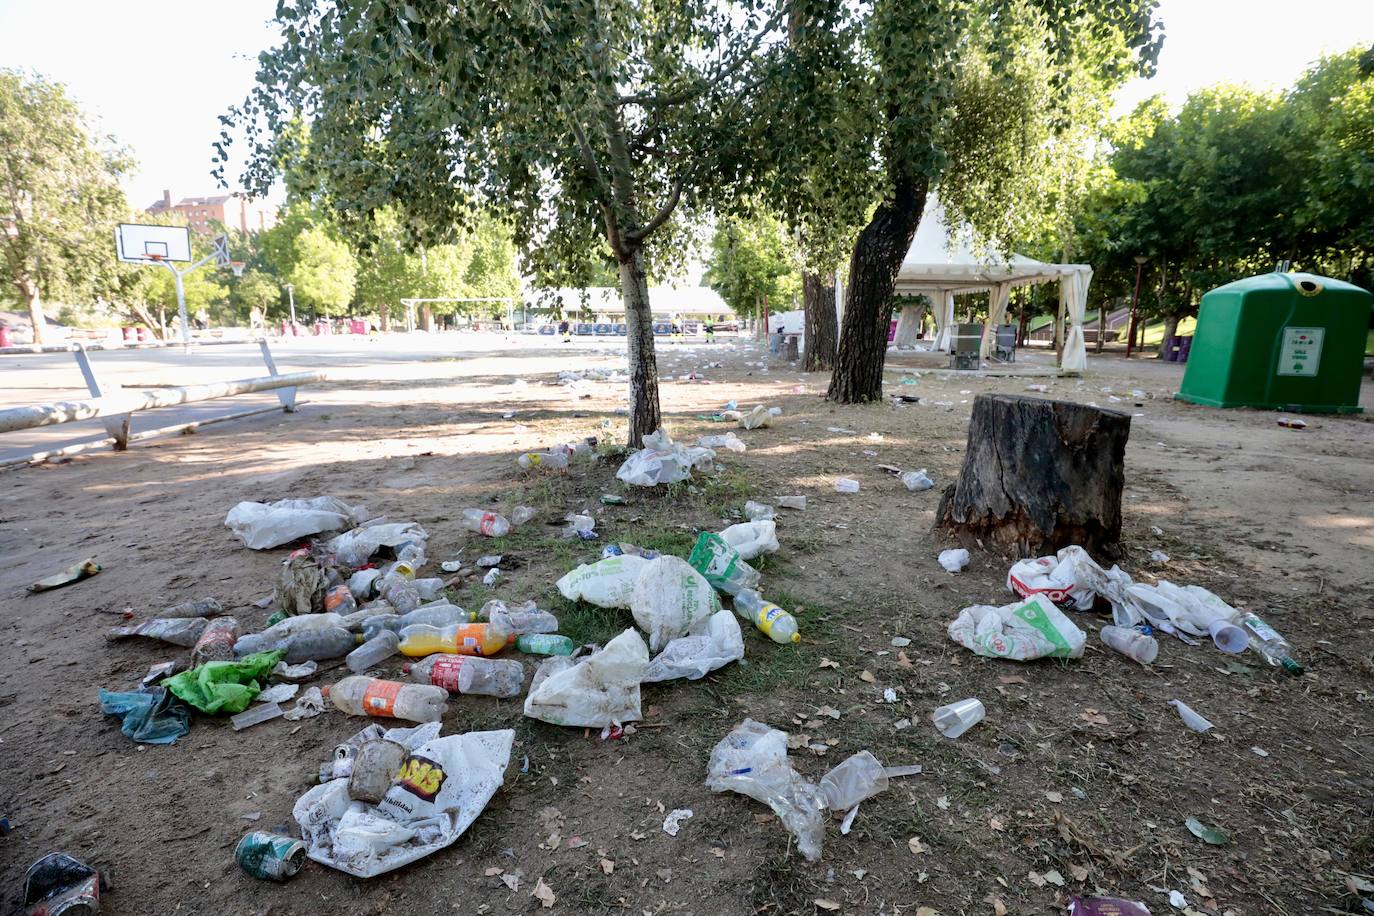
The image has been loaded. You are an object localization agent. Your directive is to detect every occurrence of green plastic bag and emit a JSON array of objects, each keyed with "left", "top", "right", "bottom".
[
  {"left": 163, "top": 650, "right": 286, "bottom": 714},
  {"left": 688, "top": 532, "right": 761, "bottom": 596}
]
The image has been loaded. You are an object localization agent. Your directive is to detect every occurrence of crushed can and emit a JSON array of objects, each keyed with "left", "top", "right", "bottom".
[
  {"left": 234, "top": 832, "right": 307, "bottom": 881},
  {"left": 23, "top": 852, "right": 104, "bottom": 915}
]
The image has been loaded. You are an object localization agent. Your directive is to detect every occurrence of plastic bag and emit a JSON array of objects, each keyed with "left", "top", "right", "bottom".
[
  {"left": 947, "top": 594, "right": 1086, "bottom": 661},
  {"left": 718, "top": 520, "right": 779, "bottom": 561},
  {"left": 1007, "top": 545, "right": 1132, "bottom": 613},
  {"left": 293, "top": 724, "right": 513, "bottom": 878},
  {"left": 162, "top": 650, "right": 286, "bottom": 714},
  {"left": 819, "top": 751, "right": 888, "bottom": 813},
  {"left": 738, "top": 406, "right": 772, "bottom": 429},
  {"left": 1120, "top": 582, "right": 1246, "bottom": 651},
  {"left": 938, "top": 548, "right": 970, "bottom": 573},
  {"left": 523, "top": 629, "right": 648, "bottom": 727},
  {"left": 225, "top": 497, "right": 367, "bottom": 550},
  {"left": 900, "top": 469, "right": 934, "bottom": 491},
  {"left": 643, "top": 610, "right": 745, "bottom": 682},
  {"left": 328, "top": 522, "right": 428, "bottom": 568},
  {"left": 556, "top": 555, "right": 649, "bottom": 609},
  {"left": 698, "top": 433, "right": 747, "bottom": 452},
  {"left": 631, "top": 556, "right": 722, "bottom": 651},
  {"left": 615, "top": 429, "right": 715, "bottom": 487},
  {"left": 99, "top": 687, "right": 190, "bottom": 744},
  {"left": 705, "top": 719, "right": 825, "bottom": 862}
]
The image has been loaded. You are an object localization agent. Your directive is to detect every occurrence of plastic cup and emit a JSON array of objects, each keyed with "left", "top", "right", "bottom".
[{"left": 932, "top": 698, "right": 985, "bottom": 738}]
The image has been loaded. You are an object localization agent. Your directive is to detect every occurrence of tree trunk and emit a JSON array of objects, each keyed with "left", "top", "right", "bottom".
[
  {"left": 20, "top": 280, "right": 44, "bottom": 346},
  {"left": 801, "top": 272, "right": 836, "bottom": 372},
  {"left": 827, "top": 175, "right": 927, "bottom": 403},
  {"left": 1161, "top": 315, "right": 1179, "bottom": 354},
  {"left": 420, "top": 304, "right": 433, "bottom": 333},
  {"left": 619, "top": 245, "right": 661, "bottom": 448},
  {"left": 1095, "top": 303, "right": 1106, "bottom": 352},
  {"left": 380, "top": 302, "right": 390, "bottom": 333},
  {"left": 936, "top": 394, "right": 1132, "bottom": 559}
]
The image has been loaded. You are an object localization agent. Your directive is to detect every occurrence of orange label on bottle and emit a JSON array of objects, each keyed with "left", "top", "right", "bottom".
[
  {"left": 429, "top": 657, "right": 465, "bottom": 692},
  {"left": 362, "top": 679, "right": 403, "bottom": 717}
]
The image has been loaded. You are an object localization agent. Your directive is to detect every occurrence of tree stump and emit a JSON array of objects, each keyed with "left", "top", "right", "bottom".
[{"left": 935, "top": 394, "right": 1131, "bottom": 558}]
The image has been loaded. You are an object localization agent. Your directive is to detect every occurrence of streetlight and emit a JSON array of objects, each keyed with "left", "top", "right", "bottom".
[
  {"left": 284, "top": 282, "right": 297, "bottom": 333},
  {"left": 1125, "top": 255, "right": 1148, "bottom": 359}
]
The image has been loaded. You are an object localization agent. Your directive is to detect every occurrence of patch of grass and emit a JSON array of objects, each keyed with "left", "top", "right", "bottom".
[{"left": 554, "top": 597, "right": 633, "bottom": 647}]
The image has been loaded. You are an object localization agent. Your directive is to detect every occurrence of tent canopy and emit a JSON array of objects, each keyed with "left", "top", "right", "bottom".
[{"left": 889, "top": 197, "right": 1092, "bottom": 370}]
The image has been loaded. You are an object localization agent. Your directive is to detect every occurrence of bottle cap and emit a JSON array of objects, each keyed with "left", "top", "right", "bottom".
[
  {"left": 320, "top": 685, "right": 331, "bottom": 698},
  {"left": 401, "top": 663, "right": 412, "bottom": 674},
  {"left": 789, "top": 632, "right": 800, "bottom": 644}
]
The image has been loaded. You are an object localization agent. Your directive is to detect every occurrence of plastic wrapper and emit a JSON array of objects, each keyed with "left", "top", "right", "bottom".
[
  {"left": 717, "top": 520, "right": 779, "bottom": 561},
  {"left": 643, "top": 610, "right": 745, "bottom": 682},
  {"left": 328, "top": 521, "right": 428, "bottom": 568},
  {"left": 99, "top": 686, "right": 191, "bottom": 744},
  {"left": 705, "top": 719, "right": 825, "bottom": 862},
  {"left": 293, "top": 722, "right": 513, "bottom": 878},
  {"left": 162, "top": 650, "right": 286, "bottom": 714},
  {"left": 1119, "top": 582, "right": 1247, "bottom": 651},
  {"left": 631, "top": 555, "right": 721, "bottom": 651},
  {"left": 1007, "top": 545, "right": 1133, "bottom": 613},
  {"left": 225, "top": 496, "right": 367, "bottom": 550},
  {"left": 556, "top": 555, "right": 649, "bottom": 609},
  {"left": 523, "top": 629, "right": 648, "bottom": 727},
  {"left": 947, "top": 594, "right": 1086, "bottom": 661}
]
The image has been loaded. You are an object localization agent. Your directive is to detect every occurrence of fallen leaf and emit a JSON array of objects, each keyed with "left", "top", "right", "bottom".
[
  {"left": 860, "top": 670, "right": 877, "bottom": 684},
  {"left": 916, "top": 908, "right": 939, "bottom": 916},
  {"left": 818, "top": 657, "right": 839, "bottom": 669},
  {"left": 816, "top": 705, "right": 842, "bottom": 719},
  {"left": 908, "top": 836, "right": 929, "bottom": 855},
  {"left": 1042, "top": 869, "right": 1065, "bottom": 887},
  {"left": 710, "top": 847, "right": 725, "bottom": 859},
  {"left": 897, "top": 651, "right": 913, "bottom": 669},
  {"left": 1027, "top": 871, "right": 1046, "bottom": 888},
  {"left": 1069, "top": 863, "right": 1089, "bottom": 882},
  {"left": 815, "top": 900, "right": 842, "bottom": 912},
  {"left": 1045, "top": 791, "right": 1064, "bottom": 803},
  {"left": 531, "top": 877, "right": 556, "bottom": 908},
  {"left": 989, "top": 816, "right": 1005, "bottom": 832},
  {"left": 984, "top": 894, "right": 1008, "bottom": 916},
  {"left": 998, "top": 675, "right": 1027, "bottom": 685},
  {"left": 1078, "top": 709, "right": 1110, "bottom": 726},
  {"left": 484, "top": 866, "right": 504, "bottom": 877},
  {"left": 936, "top": 796, "right": 950, "bottom": 810},
  {"left": 500, "top": 873, "right": 521, "bottom": 892},
  {"left": 599, "top": 858, "right": 615, "bottom": 875}
]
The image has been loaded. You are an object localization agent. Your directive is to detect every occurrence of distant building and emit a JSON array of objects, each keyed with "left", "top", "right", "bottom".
[{"left": 146, "top": 190, "right": 278, "bottom": 234}]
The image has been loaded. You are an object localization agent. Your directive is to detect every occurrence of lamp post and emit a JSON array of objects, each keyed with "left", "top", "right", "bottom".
[
  {"left": 1125, "top": 255, "right": 1147, "bottom": 359},
  {"left": 284, "top": 283, "right": 296, "bottom": 332}
]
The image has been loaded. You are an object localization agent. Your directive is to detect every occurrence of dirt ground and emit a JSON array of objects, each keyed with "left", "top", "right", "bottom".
[{"left": 1, "top": 335, "right": 1372, "bottom": 915}]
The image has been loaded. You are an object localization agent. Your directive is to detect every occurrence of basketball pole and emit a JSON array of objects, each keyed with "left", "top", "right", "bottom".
[{"left": 148, "top": 238, "right": 235, "bottom": 351}]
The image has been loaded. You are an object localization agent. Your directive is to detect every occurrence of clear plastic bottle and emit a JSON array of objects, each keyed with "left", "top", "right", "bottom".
[
  {"left": 323, "top": 676, "right": 448, "bottom": 722},
  {"left": 361, "top": 613, "right": 403, "bottom": 641},
  {"left": 411, "top": 578, "right": 446, "bottom": 600},
  {"left": 191, "top": 616, "right": 240, "bottom": 665},
  {"left": 323, "top": 584, "right": 357, "bottom": 615},
  {"left": 283, "top": 627, "right": 359, "bottom": 664},
  {"left": 403, "top": 654, "right": 525, "bottom": 698},
  {"left": 511, "top": 506, "right": 538, "bottom": 527},
  {"left": 514, "top": 633, "right": 576, "bottom": 656},
  {"left": 233, "top": 613, "right": 350, "bottom": 656},
  {"left": 461, "top": 509, "right": 512, "bottom": 537},
  {"left": 517, "top": 451, "right": 570, "bottom": 471},
  {"left": 1238, "top": 612, "right": 1304, "bottom": 674},
  {"left": 378, "top": 574, "right": 421, "bottom": 613},
  {"left": 482, "top": 600, "right": 559, "bottom": 634},
  {"left": 109, "top": 616, "right": 208, "bottom": 647},
  {"left": 733, "top": 589, "right": 800, "bottom": 644},
  {"left": 346, "top": 630, "right": 401, "bottom": 673},
  {"left": 1099, "top": 625, "right": 1158, "bottom": 665},
  {"left": 398, "top": 622, "right": 513, "bottom": 657}
]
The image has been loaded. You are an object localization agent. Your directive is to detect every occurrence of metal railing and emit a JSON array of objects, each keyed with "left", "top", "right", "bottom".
[{"left": 0, "top": 340, "right": 324, "bottom": 470}]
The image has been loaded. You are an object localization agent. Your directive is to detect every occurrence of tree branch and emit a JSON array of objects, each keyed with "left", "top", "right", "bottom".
[
  {"left": 624, "top": 179, "right": 682, "bottom": 242},
  {"left": 615, "top": 8, "right": 785, "bottom": 108}
]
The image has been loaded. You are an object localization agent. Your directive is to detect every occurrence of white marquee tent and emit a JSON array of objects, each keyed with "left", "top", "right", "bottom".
[{"left": 886, "top": 197, "right": 1093, "bottom": 372}]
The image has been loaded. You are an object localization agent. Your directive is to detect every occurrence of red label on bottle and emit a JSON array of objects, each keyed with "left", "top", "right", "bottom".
[
  {"left": 428, "top": 657, "right": 465, "bottom": 693},
  {"left": 362, "top": 679, "right": 403, "bottom": 716},
  {"left": 479, "top": 512, "right": 498, "bottom": 536}
]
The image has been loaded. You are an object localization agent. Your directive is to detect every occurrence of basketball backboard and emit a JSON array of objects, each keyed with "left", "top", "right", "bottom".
[{"left": 115, "top": 223, "right": 192, "bottom": 263}]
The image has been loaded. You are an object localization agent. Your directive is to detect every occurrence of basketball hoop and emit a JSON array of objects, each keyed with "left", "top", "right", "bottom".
[
  {"left": 147, "top": 253, "right": 165, "bottom": 262},
  {"left": 229, "top": 260, "right": 246, "bottom": 277}
]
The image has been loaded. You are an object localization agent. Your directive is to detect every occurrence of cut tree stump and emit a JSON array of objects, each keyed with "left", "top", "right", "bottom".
[{"left": 935, "top": 394, "right": 1131, "bottom": 558}]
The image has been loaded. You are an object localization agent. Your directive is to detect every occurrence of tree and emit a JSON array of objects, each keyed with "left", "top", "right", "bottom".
[
  {"left": 704, "top": 212, "right": 801, "bottom": 321},
  {"left": 0, "top": 69, "right": 131, "bottom": 344},
  {"left": 289, "top": 226, "right": 356, "bottom": 317},
  {"left": 221, "top": 1, "right": 794, "bottom": 446},
  {"left": 233, "top": 268, "right": 282, "bottom": 320}
]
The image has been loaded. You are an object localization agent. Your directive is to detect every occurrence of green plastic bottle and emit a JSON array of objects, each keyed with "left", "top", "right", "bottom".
[{"left": 515, "top": 633, "right": 576, "bottom": 656}]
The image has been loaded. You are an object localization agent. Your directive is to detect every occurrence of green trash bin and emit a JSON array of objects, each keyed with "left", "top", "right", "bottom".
[{"left": 1176, "top": 271, "right": 1372, "bottom": 414}]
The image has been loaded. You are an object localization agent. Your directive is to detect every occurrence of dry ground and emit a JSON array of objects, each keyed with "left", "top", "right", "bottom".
[{"left": 1, "top": 335, "right": 1372, "bottom": 915}]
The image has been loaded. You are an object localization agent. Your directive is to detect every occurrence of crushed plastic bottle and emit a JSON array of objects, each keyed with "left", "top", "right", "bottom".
[
  {"left": 462, "top": 508, "right": 512, "bottom": 537},
  {"left": 511, "top": 505, "right": 538, "bottom": 527},
  {"left": 346, "top": 630, "right": 401, "bottom": 673},
  {"left": 689, "top": 532, "right": 761, "bottom": 596},
  {"left": 378, "top": 574, "right": 421, "bottom": 613},
  {"left": 323, "top": 675, "right": 448, "bottom": 722},
  {"left": 833, "top": 477, "right": 860, "bottom": 493},
  {"left": 283, "top": 627, "right": 359, "bottom": 664},
  {"left": 482, "top": 599, "right": 559, "bottom": 634},
  {"left": 162, "top": 597, "right": 224, "bottom": 618},
  {"left": 191, "top": 616, "right": 240, "bottom": 665},
  {"left": 404, "top": 654, "right": 525, "bottom": 698},
  {"left": 108, "top": 617, "right": 208, "bottom": 647},
  {"left": 744, "top": 500, "right": 776, "bottom": 521},
  {"left": 900, "top": 469, "right": 934, "bottom": 491},
  {"left": 733, "top": 589, "right": 800, "bottom": 644}
]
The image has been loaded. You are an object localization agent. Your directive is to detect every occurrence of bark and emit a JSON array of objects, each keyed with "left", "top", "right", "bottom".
[
  {"left": 20, "top": 279, "right": 43, "bottom": 346},
  {"left": 827, "top": 175, "right": 927, "bottom": 403},
  {"left": 1095, "top": 303, "right": 1105, "bottom": 352},
  {"left": 936, "top": 394, "right": 1132, "bottom": 559},
  {"left": 619, "top": 245, "right": 660, "bottom": 448},
  {"left": 1017, "top": 307, "right": 1030, "bottom": 348},
  {"left": 380, "top": 302, "right": 391, "bottom": 333},
  {"left": 420, "top": 304, "right": 433, "bottom": 333},
  {"left": 1161, "top": 315, "right": 1179, "bottom": 351},
  {"left": 801, "top": 272, "right": 836, "bottom": 372}
]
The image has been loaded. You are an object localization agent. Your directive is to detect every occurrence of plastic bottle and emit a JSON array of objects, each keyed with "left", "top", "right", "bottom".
[
  {"left": 514, "top": 633, "right": 576, "bottom": 656},
  {"left": 1099, "top": 625, "right": 1159, "bottom": 665},
  {"left": 411, "top": 578, "right": 446, "bottom": 600},
  {"left": 398, "top": 622, "right": 513, "bottom": 657},
  {"left": 688, "top": 532, "right": 761, "bottom": 596},
  {"left": 323, "top": 584, "right": 357, "bottom": 615},
  {"left": 378, "top": 575, "right": 421, "bottom": 613},
  {"left": 517, "top": 451, "right": 570, "bottom": 471},
  {"left": 346, "top": 630, "right": 401, "bottom": 673},
  {"left": 462, "top": 509, "right": 512, "bottom": 537},
  {"left": 403, "top": 654, "right": 526, "bottom": 698},
  {"left": 162, "top": 597, "right": 224, "bottom": 618},
  {"left": 1238, "top": 612, "right": 1304, "bottom": 674},
  {"left": 323, "top": 676, "right": 448, "bottom": 722},
  {"left": 733, "top": 589, "right": 800, "bottom": 644},
  {"left": 484, "top": 601, "right": 559, "bottom": 635},
  {"left": 283, "top": 627, "right": 359, "bottom": 664},
  {"left": 191, "top": 616, "right": 240, "bottom": 665},
  {"left": 511, "top": 506, "right": 538, "bottom": 527},
  {"left": 233, "top": 613, "right": 349, "bottom": 656},
  {"left": 109, "top": 617, "right": 208, "bottom": 647}
]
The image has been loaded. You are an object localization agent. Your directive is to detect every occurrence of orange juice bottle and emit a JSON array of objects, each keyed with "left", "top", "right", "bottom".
[{"left": 398, "top": 622, "right": 513, "bottom": 657}]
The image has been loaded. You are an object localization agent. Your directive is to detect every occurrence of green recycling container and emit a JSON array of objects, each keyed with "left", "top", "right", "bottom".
[{"left": 1176, "top": 271, "right": 1372, "bottom": 413}]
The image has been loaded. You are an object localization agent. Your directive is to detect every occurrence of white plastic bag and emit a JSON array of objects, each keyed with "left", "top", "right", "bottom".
[
  {"left": 1006, "top": 545, "right": 1132, "bottom": 613},
  {"left": 328, "top": 521, "right": 429, "bottom": 568},
  {"left": 699, "top": 433, "right": 747, "bottom": 452},
  {"left": 739, "top": 405, "right": 772, "bottom": 429},
  {"left": 555, "top": 555, "right": 649, "bottom": 609},
  {"left": 938, "top": 548, "right": 970, "bottom": 573},
  {"left": 630, "top": 556, "right": 721, "bottom": 652},
  {"left": 643, "top": 610, "right": 745, "bottom": 682},
  {"left": 900, "top": 469, "right": 934, "bottom": 491},
  {"left": 705, "top": 719, "right": 825, "bottom": 862},
  {"left": 717, "top": 520, "right": 779, "bottom": 561},
  {"left": 292, "top": 725, "right": 513, "bottom": 878},
  {"left": 947, "top": 594, "right": 1087, "bottom": 661},
  {"left": 225, "top": 496, "right": 367, "bottom": 550},
  {"left": 523, "top": 629, "right": 649, "bottom": 727},
  {"left": 615, "top": 429, "right": 716, "bottom": 487}
]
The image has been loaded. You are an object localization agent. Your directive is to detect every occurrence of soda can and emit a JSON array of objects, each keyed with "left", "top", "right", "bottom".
[
  {"left": 23, "top": 852, "right": 103, "bottom": 915},
  {"left": 235, "top": 832, "right": 307, "bottom": 881}
]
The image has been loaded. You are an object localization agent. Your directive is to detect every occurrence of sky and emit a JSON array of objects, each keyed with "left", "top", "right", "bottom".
[{"left": 1, "top": 0, "right": 1372, "bottom": 211}]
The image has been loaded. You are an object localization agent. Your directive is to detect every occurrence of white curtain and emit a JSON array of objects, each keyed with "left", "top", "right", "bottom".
[
  {"left": 893, "top": 302, "right": 923, "bottom": 347},
  {"left": 932, "top": 290, "right": 956, "bottom": 352},
  {"left": 980, "top": 282, "right": 1012, "bottom": 359},
  {"left": 1059, "top": 268, "right": 1092, "bottom": 373}
]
